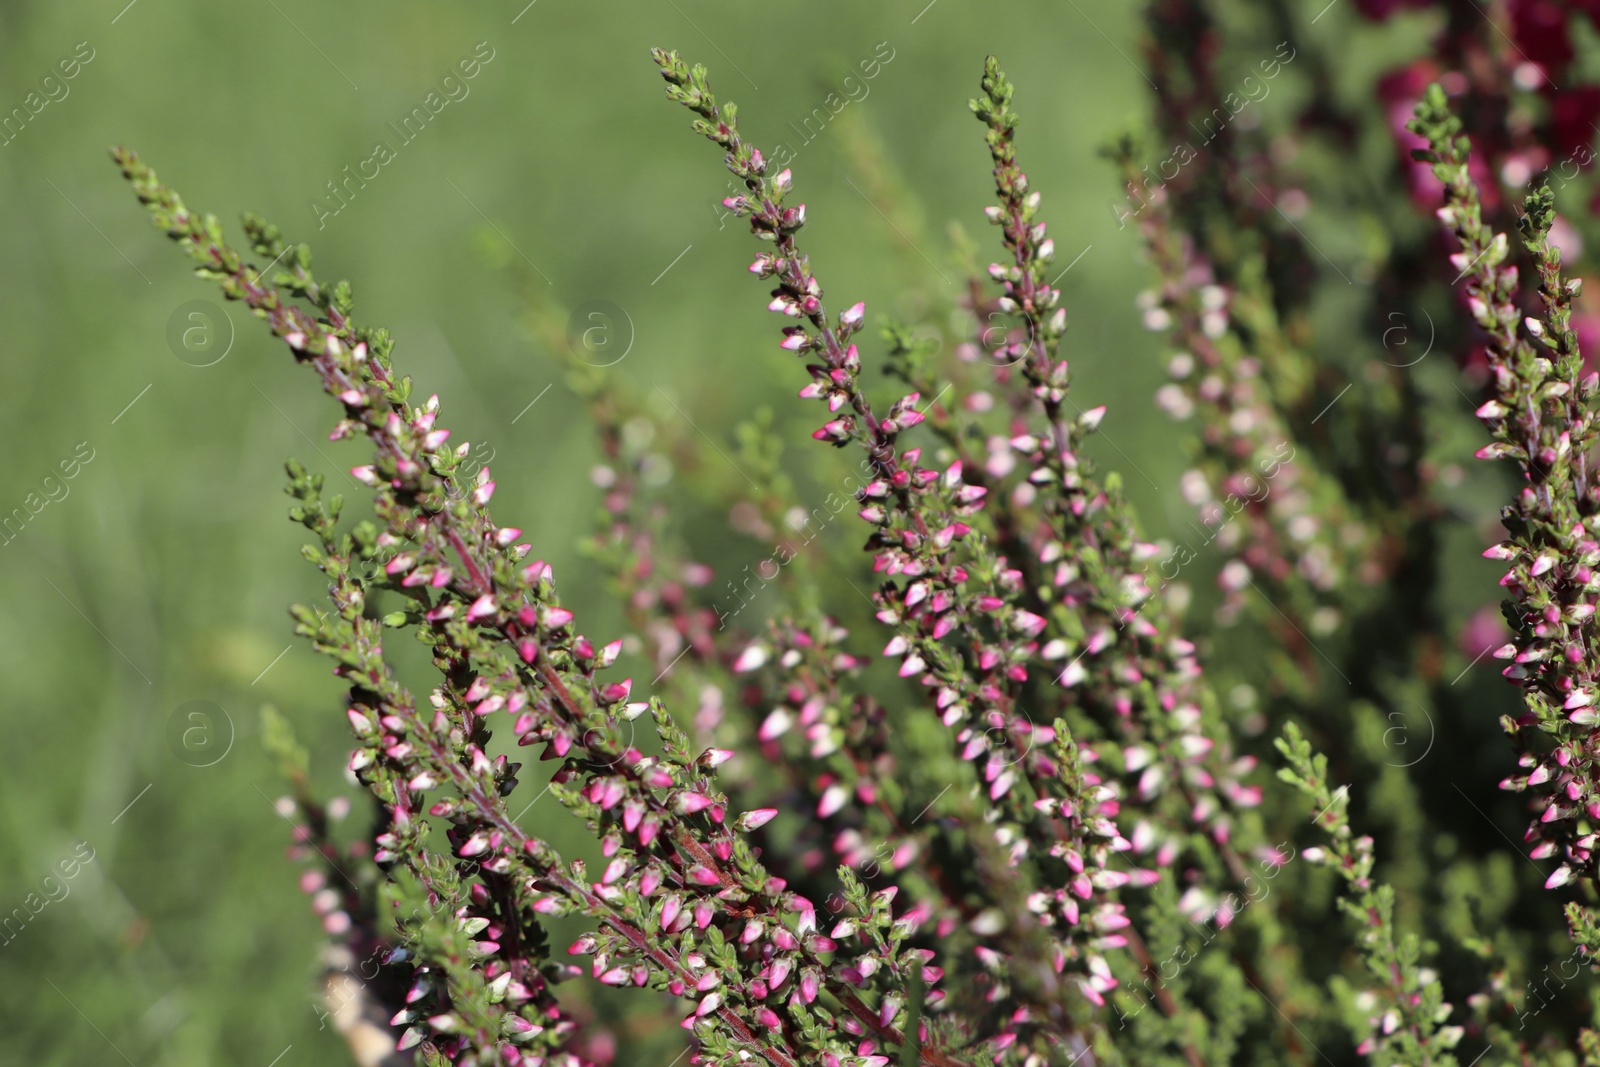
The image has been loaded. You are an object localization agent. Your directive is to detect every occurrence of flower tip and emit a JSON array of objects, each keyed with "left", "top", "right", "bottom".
[
  {"left": 733, "top": 645, "right": 769, "bottom": 673},
  {"left": 738, "top": 807, "right": 778, "bottom": 831}
]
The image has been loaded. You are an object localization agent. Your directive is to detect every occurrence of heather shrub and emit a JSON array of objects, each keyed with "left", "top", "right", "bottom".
[{"left": 28, "top": 2, "right": 1600, "bottom": 1065}]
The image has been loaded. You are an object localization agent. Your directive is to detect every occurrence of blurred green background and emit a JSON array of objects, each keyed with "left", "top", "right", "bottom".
[{"left": 0, "top": 1, "right": 1503, "bottom": 1064}]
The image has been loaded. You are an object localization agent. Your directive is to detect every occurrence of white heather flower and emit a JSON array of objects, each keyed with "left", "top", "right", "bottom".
[
  {"left": 1180, "top": 469, "right": 1211, "bottom": 505},
  {"left": 1155, "top": 384, "right": 1194, "bottom": 420},
  {"left": 1219, "top": 560, "right": 1251, "bottom": 591},
  {"left": 733, "top": 645, "right": 768, "bottom": 673}
]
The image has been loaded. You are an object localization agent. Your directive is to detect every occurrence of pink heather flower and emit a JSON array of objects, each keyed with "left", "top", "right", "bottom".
[
  {"left": 769, "top": 958, "right": 792, "bottom": 989},
  {"left": 1459, "top": 605, "right": 1510, "bottom": 662},
  {"left": 817, "top": 783, "right": 848, "bottom": 818},
  {"left": 676, "top": 792, "right": 717, "bottom": 815},
  {"left": 759, "top": 708, "right": 793, "bottom": 740},
  {"left": 813, "top": 419, "right": 850, "bottom": 442},
  {"left": 1013, "top": 610, "right": 1048, "bottom": 637},
  {"left": 737, "top": 808, "right": 778, "bottom": 831}
]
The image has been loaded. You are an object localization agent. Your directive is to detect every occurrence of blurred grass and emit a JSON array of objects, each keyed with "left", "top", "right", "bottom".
[{"left": 0, "top": 1, "right": 1504, "bottom": 1064}]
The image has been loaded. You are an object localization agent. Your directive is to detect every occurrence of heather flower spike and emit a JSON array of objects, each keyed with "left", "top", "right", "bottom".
[{"left": 1412, "top": 83, "right": 1600, "bottom": 950}]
